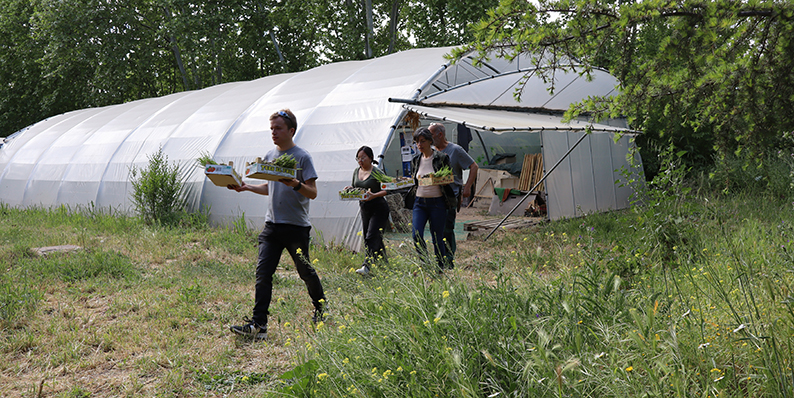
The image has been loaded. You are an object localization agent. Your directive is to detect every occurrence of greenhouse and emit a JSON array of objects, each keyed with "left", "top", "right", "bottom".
[{"left": 0, "top": 46, "right": 643, "bottom": 250}]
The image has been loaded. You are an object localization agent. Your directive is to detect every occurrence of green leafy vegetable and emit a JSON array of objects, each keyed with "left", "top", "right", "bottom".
[
  {"left": 432, "top": 166, "right": 452, "bottom": 178},
  {"left": 341, "top": 187, "right": 364, "bottom": 194},
  {"left": 372, "top": 170, "right": 394, "bottom": 183},
  {"left": 272, "top": 153, "right": 297, "bottom": 169},
  {"left": 197, "top": 151, "right": 218, "bottom": 167}
]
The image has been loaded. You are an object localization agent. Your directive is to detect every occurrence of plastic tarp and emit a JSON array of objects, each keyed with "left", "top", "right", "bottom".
[
  {"left": 403, "top": 105, "right": 632, "bottom": 133},
  {"left": 0, "top": 46, "right": 643, "bottom": 249},
  {"left": 542, "top": 131, "right": 640, "bottom": 220}
]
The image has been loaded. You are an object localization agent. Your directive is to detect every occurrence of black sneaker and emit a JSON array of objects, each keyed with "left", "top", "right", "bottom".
[
  {"left": 230, "top": 318, "right": 267, "bottom": 339},
  {"left": 312, "top": 307, "right": 326, "bottom": 324}
]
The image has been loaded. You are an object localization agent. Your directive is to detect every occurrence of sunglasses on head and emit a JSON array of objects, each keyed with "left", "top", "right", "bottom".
[{"left": 277, "top": 110, "right": 293, "bottom": 124}]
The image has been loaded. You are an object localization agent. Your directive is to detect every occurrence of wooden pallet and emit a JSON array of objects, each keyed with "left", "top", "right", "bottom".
[{"left": 463, "top": 217, "right": 539, "bottom": 231}]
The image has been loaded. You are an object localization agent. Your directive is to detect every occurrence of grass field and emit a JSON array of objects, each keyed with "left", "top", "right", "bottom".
[{"left": 2, "top": 188, "right": 794, "bottom": 397}]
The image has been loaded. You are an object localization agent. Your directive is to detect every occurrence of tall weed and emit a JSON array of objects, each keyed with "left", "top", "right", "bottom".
[{"left": 129, "top": 147, "right": 195, "bottom": 225}]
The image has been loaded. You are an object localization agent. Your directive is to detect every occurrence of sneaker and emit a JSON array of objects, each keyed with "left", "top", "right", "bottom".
[
  {"left": 312, "top": 307, "right": 326, "bottom": 324},
  {"left": 355, "top": 264, "right": 370, "bottom": 276},
  {"left": 230, "top": 318, "right": 267, "bottom": 339}
]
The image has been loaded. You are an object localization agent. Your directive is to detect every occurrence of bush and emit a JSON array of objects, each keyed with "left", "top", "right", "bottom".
[
  {"left": 129, "top": 147, "right": 192, "bottom": 225},
  {"left": 708, "top": 149, "right": 794, "bottom": 200}
]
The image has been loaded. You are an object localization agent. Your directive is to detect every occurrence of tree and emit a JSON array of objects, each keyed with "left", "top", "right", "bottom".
[
  {"left": 0, "top": 0, "right": 499, "bottom": 137},
  {"left": 459, "top": 0, "right": 794, "bottom": 170},
  {"left": 0, "top": 0, "right": 44, "bottom": 136}
]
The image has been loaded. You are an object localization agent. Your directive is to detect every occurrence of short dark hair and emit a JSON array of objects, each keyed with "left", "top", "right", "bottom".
[
  {"left": 413, "top": 127, "right": 433, "bottom": 143},
  {"left": 270, "top": 109, "right": 297, "bottom": 131},
  {"left": 357, "top": 146, "right": 378, "bottom": 165}
]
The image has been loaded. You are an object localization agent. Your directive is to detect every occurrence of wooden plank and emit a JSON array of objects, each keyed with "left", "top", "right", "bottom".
[
  {"left": 518, "top": 153, "right": 544, "bottom": 191},
  {"left": 518, "top": 154, "right": 532, "bottom": 191},
  {"left": 463, "top": 218, "right": 538, "bottom": 231},
  {"left": 473, "top": 177, "right": 495, "bottom": 199}
]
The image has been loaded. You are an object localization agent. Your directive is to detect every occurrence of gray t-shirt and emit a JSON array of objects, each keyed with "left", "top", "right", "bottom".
[
  {"left": 440, "top": 142, "right": 475, "bottom": 196},
  {"left": 264, "top": 145, "right": 318, "bottom": 227}
]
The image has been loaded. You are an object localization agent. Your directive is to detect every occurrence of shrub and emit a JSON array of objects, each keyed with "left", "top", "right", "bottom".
[
  {"left": 129, "top": 147, "right": 192, "bottom": 225},
  {"left": 708, "top": 148, "right": 794, "bottom": 200}
]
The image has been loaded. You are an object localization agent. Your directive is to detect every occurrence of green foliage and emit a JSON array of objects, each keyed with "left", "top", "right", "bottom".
[
  {"left": 0, "top": 277, "right": 41, "bottom": 328},
  {"left": 272, "top": 153, "right": 298, "bottom": 169},
  {"left": 195, "top": 369, "right": 270, "bottom": 393},
  {"left": 463, "top": 0, "right": 794, "bottom": 173},
  {"left": 0, "top": 0, "right": 502, "bottom": 137},
  {"left": 18, "top": 250, "right": 139, "bottom": 283},
  {"left": 275, "top": 360, "right": 319, "bottom": 395},
  {"left": 60, "top": 386, "right": 92, "bottom": 398},
  {"left": 196, "top": 151, "right": 218, "bottom": 167},
  {"left": 129, "top": 147, "right": 193, "bottom": 226},
  {"left": 372, "top": 169, "right": 394, "bottom": 183},
  {"left": 709, "top": 144, "right": 794, "bottom": 201},
  {"left": 292, "top": 185, "right": 794, "bottom": 397}
]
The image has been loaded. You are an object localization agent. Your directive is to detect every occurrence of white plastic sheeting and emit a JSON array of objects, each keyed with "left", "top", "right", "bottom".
[
  {"left": 403, "top": 105, "right": 633, "bottom": 133},
  {"left": 0, "top": 46, "right": 642, "bottom": 249}
]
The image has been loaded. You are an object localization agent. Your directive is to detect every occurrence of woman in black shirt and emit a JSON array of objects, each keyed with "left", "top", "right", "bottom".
[{"left": 351, "top": 146, "right": 390, "bottom": 275}]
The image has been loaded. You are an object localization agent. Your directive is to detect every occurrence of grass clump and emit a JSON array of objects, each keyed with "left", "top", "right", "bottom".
[{"left": 0, "top": 278, "right": 41, "bottom": 328}]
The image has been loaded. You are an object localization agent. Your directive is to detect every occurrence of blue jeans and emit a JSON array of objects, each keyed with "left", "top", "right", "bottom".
[{"left": 412, "top": 196, "right": 448, "bottom": 269}]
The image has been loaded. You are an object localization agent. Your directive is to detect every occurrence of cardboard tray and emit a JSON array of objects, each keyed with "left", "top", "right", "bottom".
[
  {"left": 339, "top": 190, "right": 366, "bottom": 201},
  {"left": 245, "top": 163, "right": 297, "bottom": 181},
  {"left": 204, "top": 164, "right": 242, "bottom": 187},
  {"left": 418, "top": 174, "right": 453, "bottom": 186},
  {"left": 380, "top": 179, "right": 415, "bottom": 190}
]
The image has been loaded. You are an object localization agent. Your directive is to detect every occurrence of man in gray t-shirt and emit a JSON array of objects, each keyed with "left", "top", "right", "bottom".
[
  {"left": 429, "top": 123, "right": 479, "bottom": 268},
  {"left": 228, "top": 109, "right": 326, "bottom": 340}
]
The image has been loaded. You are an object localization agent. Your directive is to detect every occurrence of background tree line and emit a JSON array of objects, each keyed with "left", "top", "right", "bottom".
[
  {"left": 4, "top": 0, "right": 794, "bottom": 184},
  {"left": 0, "top": 0, "right": 497, "bottom": 138}
]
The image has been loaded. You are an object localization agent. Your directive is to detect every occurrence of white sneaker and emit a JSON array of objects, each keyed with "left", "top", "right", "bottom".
[{"left": 355, "top": 265, "right": 370, "bottom": 276}]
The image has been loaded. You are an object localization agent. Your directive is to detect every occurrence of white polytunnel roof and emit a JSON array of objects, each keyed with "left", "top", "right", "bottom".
[
  {"left": 0, "top": 46, "right": 642, "bottom": 250},
  {"left": 403, "top": 105, "right": 637, "bottom": 133}
]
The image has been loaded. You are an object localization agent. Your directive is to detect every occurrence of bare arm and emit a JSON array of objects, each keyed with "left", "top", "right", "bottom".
[
  {"left": 228, "top": 181, "right": 269, "bottom": 195},
  {"left": 462, "top": 161, "right": 478, "bottom": 197},
  {"left": 364, "top": 188, "right": 389, "bottom": 201}
]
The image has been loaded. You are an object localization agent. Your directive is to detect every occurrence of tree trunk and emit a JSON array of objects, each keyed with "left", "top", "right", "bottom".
[
  {"left": 163, "top": 6, "right": 190, "bottom": 90},
  {"left": 364, "top": 0, "right": 373, "bottom": 58},
  {"left": 388, "top": 0, "right": 400, "bottom": 54},
  {"left": 269, "top": 31, "right": 285, "bottom": 70}
]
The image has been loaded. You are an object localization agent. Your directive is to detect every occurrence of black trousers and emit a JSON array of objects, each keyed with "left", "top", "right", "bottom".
[
  {"left": 360, "top": 197, "right": 390, "bottom": 264},
  {"left": 252, "top": 222, "right": 325, "bottom": 326}
]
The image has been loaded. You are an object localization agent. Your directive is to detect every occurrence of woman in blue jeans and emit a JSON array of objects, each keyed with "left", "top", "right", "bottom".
[{"left": 408, "top": 127, "right": 456, "bottom": 271}]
